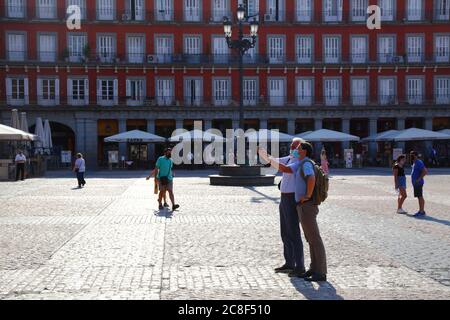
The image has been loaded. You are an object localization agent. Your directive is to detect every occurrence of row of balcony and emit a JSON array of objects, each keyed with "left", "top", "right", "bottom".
[
  {"left": 5, "top": 95, "right": 450, "bottom": 108},
  {"left": 5, "top": 51, "right": 450, "bottom": 66},
  {"left": 2, "top": 6, "right": 450, "bottom": 24}
]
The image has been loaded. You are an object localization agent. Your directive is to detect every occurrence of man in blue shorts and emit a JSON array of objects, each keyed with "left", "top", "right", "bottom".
[{"left": 410, "top": 151, "right": 428, "bottom": 217}]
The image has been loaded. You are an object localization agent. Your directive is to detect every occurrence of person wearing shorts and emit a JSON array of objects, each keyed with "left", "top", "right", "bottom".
[
  {"left": 393, "top": 155, "right": 407, "bottom": 214},
  {"left": 410, "top": 151, "right": 428, "bottom": 217},
  {"left": 154, "top": 148, "right": 180, "bottom": 211}
]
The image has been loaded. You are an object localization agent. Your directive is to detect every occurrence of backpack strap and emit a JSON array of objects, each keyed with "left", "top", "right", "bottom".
[{"left": 299, "top": 159, "right": 315, "bottom": 180}]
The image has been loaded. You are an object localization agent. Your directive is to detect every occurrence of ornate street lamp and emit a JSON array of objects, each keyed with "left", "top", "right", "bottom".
[{"left": 223, "top": 4, "right": 259, "bottom": 131}]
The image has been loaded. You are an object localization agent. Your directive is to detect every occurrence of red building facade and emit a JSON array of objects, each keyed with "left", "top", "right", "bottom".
[{"left": 1, "top": 0, "right": 450, "bottom": 167}]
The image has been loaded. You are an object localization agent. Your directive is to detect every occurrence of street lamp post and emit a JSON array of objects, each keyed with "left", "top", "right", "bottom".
[{"left": 223, "top": 5, "right": 259, "bottom": 131}]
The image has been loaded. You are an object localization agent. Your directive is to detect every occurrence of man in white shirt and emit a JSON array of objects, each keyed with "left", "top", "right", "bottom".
[
  {"left": 15, "top": 150, "right": 26, "bottom": 181},
  {"left": 73, "top": 153, "right": 86, "bottom": 188},
  {"left": 258, "top": 138, "right": 306, "bottom": 277}
]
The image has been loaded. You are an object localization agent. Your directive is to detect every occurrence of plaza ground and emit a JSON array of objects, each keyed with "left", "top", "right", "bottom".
[{"left": 0, "top": 168, "right": 449, "bottom": 300}]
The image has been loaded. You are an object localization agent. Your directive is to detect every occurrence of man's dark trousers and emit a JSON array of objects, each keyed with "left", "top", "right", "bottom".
[
  {"left": 15, "top": 163, "right": 25, "bottom": 181},
  {"left": 279, "top": 193, "right": 305, "bottom": 269}
]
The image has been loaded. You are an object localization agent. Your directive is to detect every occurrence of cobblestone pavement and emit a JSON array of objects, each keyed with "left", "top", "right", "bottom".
[{"left": 0, "top": 168, "right": 449, "bottom": 300}]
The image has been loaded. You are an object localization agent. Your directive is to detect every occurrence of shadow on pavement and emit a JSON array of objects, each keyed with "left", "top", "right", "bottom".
[
  {"left": 289, "top": 278, "right": 344, "bottom": 300},
  {"left": 244, "top": 186, "right": 280, "bottom": 204},
  {"left": 154, "top": 209, "right": 173, "bottom": 219},
  {"left": 407, "top": 214, "right": 450, "bottom": 227}
]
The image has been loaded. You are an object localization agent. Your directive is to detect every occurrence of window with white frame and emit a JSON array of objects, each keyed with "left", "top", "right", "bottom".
[
  {"left": 68, "top": 78, "right": 89, "bottom": 105},
  {"left": 97, "top": 35, "right": 116, "bottom": 63},
  {"left": 184, "top": 36, "right": 202, "bottom": 63},
  {"left": 407, "top": 0, "right": 423, "bottom": 21},
  {"left": 435, "top": 0, "right": 450, "bottom": 20},
  {"left": 126, "top": 79, "right": 145, "bottom": 105},
  {"left": 266, "top": 0, "right": 285, "bottom": 22},
  {"left": 268, "top": 78, "right": 285, "bottom": 106},
  {"left": 239, "top": 0, "right": 259, "bottom": 19},
  {"left": 435, "top": 77, "right": 450, "bottom": 104},
  {"left": 156, "top": 78, "right": 174, "bottom": 106},
  {"left": 212, "top": 0, "right": 229, "bottom": 22},
  {"left": 324, "top": 36, "right": 340, "bottom": 63},
  {"left": 212, "top": 36, "right": 229, "bottom": 63},
  {"left": 243, "top": 78, "right": 257, "bottom": 106},
  {"left": 184, "top": 78, "right": 202, "bottom": 106},
  {"left": 213, "top": 78, "right": 230, "bottom": 106},
  {"left": 184, "top": 0, "right": 201, "bottom": 22},
  {"left": 296, "top": 0, "right": 312, "bottom": 22},
  {"left": 351, "top": 36, "right": 368, "bottom": 63},
  {"left": 324, "top": 78, "right": 340, "bottom": 106},
  {"left": 68, "top": 33, "right": 87, "bottom": 62},
  {"left": 351, "top": 78, "right": 368, "bottom": 105},
  {"left": 323, "top": 0, "right": 342, "bottom": 22},
  {"left": 407, "top": 78, "right": 423, "bottom": 105},
  {"left": 97, "top": 0, "right": 115, "bottom": 20},
  {"left": 38, "top": 34, "right": 56, "bottom": 62},
  {"left": 378, "top": 35, "right": 395, "bottom": 63},
  {"left": 156, "top": 0, "right": 173, "bottom": 21},
  {"left": 378, "top": 0, "right": 394, "bottom": 21},
  {"left": 68, "top": 0, "right": 86, "bottom": 19},
  {"left": 97, "top": 78, "right": 118, "bottom": 105},
  {"left": 296, "top": 36, "right": 313, "bottom": 63},
  {"left": 7, "top": 0, "right": 25, "bottom": 18},
  {"left": 155, "top": 36, "right": 173, "bottom": 63},
  {"left": 7, "top": 33, "right": 25, "bottom": 61},
  {"left": 351, "top": 0, "right": 368, "bottom": 21},
  {"left": 435, "top": 35, "right": 450, "bottom": 63},
  {"left": 6, "top": 77, "right": 29, "bottom": 105},
  {"left": 406, "top": 35, "right": 424, "bottom": 63},
  {"left": 37, "top": 78, "right": 59, "bottom": 106},
  {"left": 125, "top": 0, "right": 144, "bottom": 21},
  {"left": 268, "top": 36, "right": 285, "bottom": 63},
  {"left": 37, "top": 0, "right": 56, "bottom": 19},
  {"left": 379, "top": 77, "right": 396, "bottom": 105},
  {"left": 296, "top": 78, "right": 313, "bottom": 106},
  {"left": 127, "top": 35, "right": 145, "bottom": 63}
]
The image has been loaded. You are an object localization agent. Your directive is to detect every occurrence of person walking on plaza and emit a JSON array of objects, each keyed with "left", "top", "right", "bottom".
[
  {"left": 320, "top": 149, "right": 329, "bottom": 176},
  {"left": 261, "top": 142, "right": 327, "bottom": 282},
  {"left": 146, "top": 168, "right": 169, "bottom": 208},
  {"left": 154, "top": 148, "right": 180, "bottom": 211},
  {"left": 73, "top": 153, "right": 86, "bottom": 188},
  {"left": 410, "top": 151, "right": 428, "bottom": 217},
  {"left": 258, "top": 138, "right": 306, "bottom": 277},
  {"left": 393, "top": 155, "right": 408, "bottom": 214},
  {"left": 15, "top": 150, "right": 26, "bottom": 181}
]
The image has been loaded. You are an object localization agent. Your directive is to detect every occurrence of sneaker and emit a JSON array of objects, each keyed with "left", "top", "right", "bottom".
[
  {"left": 158, "top": 204, "right": 164, "bottom": 210},
  {"left": 305, "top": 273, "right": 327, "bottom": 282},
  {"left": 397, "top": 209, "right": 407, "bottom": 214},
  {"left": 172, "top": 204, "right": 180, "bottom": 211},
  {"left": 163, "top": 203, "right": 170, "bottom": 208},
  {"left": 413, "top": 211, "right": 426, "bottom": 218},
  {"left": 274, "top": 265, "right": 294, "bottom": 273},
  {"left": 288, "top": 268, "right": 307, "bottom": 278}
]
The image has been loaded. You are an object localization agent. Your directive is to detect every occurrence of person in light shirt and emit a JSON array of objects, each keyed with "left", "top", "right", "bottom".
[
  {"left": 14, "top": 150, "right": 26, "bottom": 181},
  {"left": 258, "top": 138, "right": 306, "bottom": 278},
  {"left": 73, "top": 153, "right": 86, "bottom": 188}
]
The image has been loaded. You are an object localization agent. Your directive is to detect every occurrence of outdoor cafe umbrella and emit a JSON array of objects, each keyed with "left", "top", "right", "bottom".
[
  {"left": 34, "top": 117, "right": 45, "bottom": 154},
  {"left": 168, "top": 129, "right": 226, "bottom": 142},
  {"left": 361, "top": 130, "right": 400, "bottom": 142},
  {"left": 439, "top": 129, "right": 450, "bottom": 136},
  {"left": 0, "top": 124, "right": 38, "bottom": 141},
  {"left": 296, "top": 131, "right": 312, "bottom": 139},
  {"left": 245, "top": 129, "right": 295, "bottom": 143},
  {"left": 20, "top": 112, "right": 29, "bottom": 133},
  {"left": 43, "top": 119, "right": 53, "bottom": 153},
  {"left": 300, "top": 129, "right": 360, "bottom": 142},
  {"left": 104, "top": 130, "right": 166, "bottom": 143},
  {"left": 11, "top": 109, "right": 20, "bottom": 129},
  {"left": 392, "top": 128, "right": 450, "bottom": 142}
]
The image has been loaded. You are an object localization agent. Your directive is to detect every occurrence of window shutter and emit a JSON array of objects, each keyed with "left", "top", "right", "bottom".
[
  {"left": 126, "top": 79, "right": 131, "bottom": 97},
  {"left": 140, "top": 80, "right": 145, "bottom": 100},
  {"left": 84, "top": 78, "right": 89, "bottom": 105},
  {"left": 24, "top": 78, "right": 29, "bottom": 104},
  {"left": 113, "top": 79, "right": 118, "bottom": 105},
  {"left": 55, "top": 78, "right": 60, "bottom": 105},
  {"left": 338, "top": 0, "right": 343, "bottom": 21},
  {"left": 6, "top": 78, "right": 12, "bottom": 102},
  {"left": 67, "top": 79, "right": 73, "bottom": 105},
  {"left": 37, "top": 78, "right": 42, "bottom": 105},
  {"left": 97, "top": 79, "right": 101, "bottom": 103}
]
